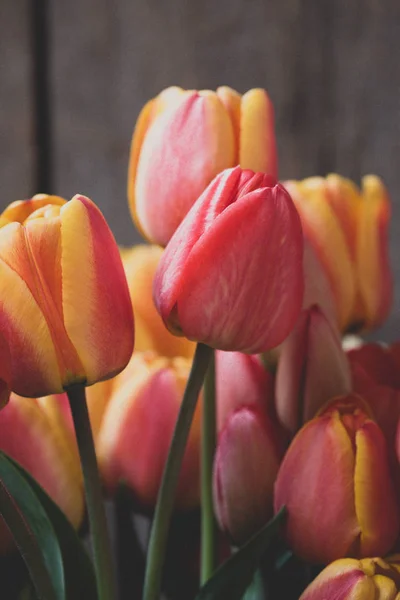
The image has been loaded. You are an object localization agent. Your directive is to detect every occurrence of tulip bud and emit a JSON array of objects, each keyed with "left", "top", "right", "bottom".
[
  {"left": 284, "top": 174, "right": 392, "bottom": 332},
  {"left": 274, "top": 394, "right": 399, "bottom": 564},
  {"left": 0, "top": 393, "right": 84, "bottom": 553},
  {"left": 128, "top": 86, "right": 277, "bottom": 246},
  {"left": 121, "top": 244, "right": 194, "bottom": 358},
  {"left": 215, "top": 351, "right": 274, "bottom": 432},
  {"left": 275, "top": 305, "right": 351, "bottom": 435},
  {"left": 213, "top": 405, "right": 285, "bottom": 546},
  {"left": 0, "top": 194, "right": 134, "bottom": 397},
  {"left": 97, "top": 353, "right": 201, "bottom": 510},
  {"left": 300, "top": 556, "right": 400, "bottom": 600},
  {"left": 154, "top": 166, "right": 304, "bottom": 353}
]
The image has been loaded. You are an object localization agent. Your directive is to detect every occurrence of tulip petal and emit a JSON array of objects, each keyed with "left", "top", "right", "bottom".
[
  {"left": 354, "top": 421, "right": 399, "bottom": 557},
  {"left": 170, "top": 186, "right": 303, "bottom": 352},
  {"left": 356, "top": 176, "right": 392, "bottom": 328},
  {"left": 217, "top": 86, "right": 241, "bottom": 162},
  {"left": 240, "top": 89, "right": 277, "bottom": 178},
  {"left": 299, "top": 559, "right": 374, "bottom": 600},
  {"left": 61, "top": 195, "right": 134, "bottom": 385},
  {"left": 285, "top": 179, "right": 356, "bottom": 330},
  {"left": 274, "top": 413, "right": 360, "bottom": 563},
  {"left": 213, "top": 406, "right": 282, "bottom": 545},
  {"left": 0, "top": 394, "right": 84, "bottom": 529},
  {"left": 134, "top": 92, "right": 235, "bottom": 245},
  {"left": 0, "top": 225, "right": 62, "bottom": 395},
  {"left": 0, "top": 195, "right": 66, "bottom": 225}
]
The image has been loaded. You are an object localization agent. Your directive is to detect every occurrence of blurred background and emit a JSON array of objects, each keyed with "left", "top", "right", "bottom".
[{"left": 1, "top": 0, "right": 399, "bottom": 339}]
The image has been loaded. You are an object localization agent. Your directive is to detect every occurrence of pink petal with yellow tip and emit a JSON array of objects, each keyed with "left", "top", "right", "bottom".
[
  {"left": 356, "top": 176, "right": 392, "bottom": 328},
  {"left": 134, "top": 92, "right": 235, "bottom": 245},
  {"left": 240, "top": 89, "right": 277, "bottom": 178},
  {"left": 60, "top": 195, "right": 134, "bottom": 385},
  {"left": 299, "top": 560, "right": 374, "bottom": 600},
  {"left": 354, "top": 421, "right": 399, "bottom": 557}
]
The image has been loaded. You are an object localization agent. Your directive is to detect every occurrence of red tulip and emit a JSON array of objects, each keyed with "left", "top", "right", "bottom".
[{"left": 154, "top": 166, "right": 304, "bottom": 353}]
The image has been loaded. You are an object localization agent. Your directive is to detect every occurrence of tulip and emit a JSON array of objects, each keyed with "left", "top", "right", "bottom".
[
  {"left": 300, "top": 556, "right": 400, "bottom": 600},
  {"left": 213, "top": 405, "right": 285, "bottom": 546},
  {"left": 97, "top": 352, "right": 201, "bottom": 509},
  {"left": 348, "top": 343, "right": 400, "bottom": 457},
  {"left": 0, "top": 393, "right": 84, "bottom": 553},
  {"left": 275, "top": 305, "right": 351, "bottom": 435},
  {"left": 128, "top": 86, "right": 277, "bottom": 245},
  {"left": 215, "top": 351, "right": 274, "bottom": 432},
  {"left": 0, "top": 194, "right": 134, "bottom": 397},
  {"left": 154, "top": 166, "right": 304, "bottom": 353},
  {"left": 284, "top": 174, "right": 392, "bottom": 331},
  {"left": 274, "top": 394, "right": 399, "bottom": 564},
  {"left": 121, "top": 244, "right": 194, "bottom": 358}
]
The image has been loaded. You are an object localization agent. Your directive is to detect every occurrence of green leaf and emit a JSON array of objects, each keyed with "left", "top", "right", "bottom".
[
  {"left": 195, "top": 507, "right": 286, "bottom": 600},
  {"left": 5, "top": 453, "right": 97, "bottom": 600},
  {"left": 242, "top": 570, "right": 265, "bottom": 600},
  {"left": 0, "top": 453, "right": 63, "bottom": 600}
]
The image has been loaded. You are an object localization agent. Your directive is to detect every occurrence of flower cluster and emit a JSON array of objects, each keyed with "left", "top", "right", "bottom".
[{"left": 0, "top": 84, "right": 396, "bottom": 600}]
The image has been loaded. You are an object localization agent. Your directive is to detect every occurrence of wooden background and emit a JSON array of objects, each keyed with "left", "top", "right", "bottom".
[{"left": 1, "top": 0, "right": 400, "bottom": 340}]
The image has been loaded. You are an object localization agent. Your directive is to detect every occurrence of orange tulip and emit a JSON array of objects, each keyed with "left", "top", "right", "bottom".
[
  {"left": 300, "top": 556, "right": 400, "bottom": 600},
  {"left": 0, "top": 194, "right": 134, "bottom": 397},
  {"left": 0, "top": 393, "right": 84, "bottom": 553},
  {"left": 97, "top": 352, "right": 201, "bottom": 510},
  {"left": 284, "top": 174, "right": 392, "bottom": 331},
  {"left": 121, "top": 245, "right": 194, "bottom": 358},
  {"left": 128, "top": 86, "right": 277, "bottom": 245},
  {"left": 274, "top": 394, "right": 399, "bottom": 564}
]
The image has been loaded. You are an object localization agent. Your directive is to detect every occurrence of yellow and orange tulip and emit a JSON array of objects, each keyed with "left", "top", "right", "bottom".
[
  {"left": 300, "top": 556, "right": 400, "bottom": 599},
  {"left": 121, "top": 245, "right": 194, "bottom": 358},
  {"left": 0, "top": 194, "right": 134, "bottom": 397},
  {"left": 274, "top": 394, "right": 399, "bottom": 564},
  {"left": 128, "top": 86, "right": 277, "bottom": 245},
  {"left": 97, "top": 352, "right": 201, "bottom": 510},
  {"left": 284, "top": 174, "right": 392, "bottom": 332}
]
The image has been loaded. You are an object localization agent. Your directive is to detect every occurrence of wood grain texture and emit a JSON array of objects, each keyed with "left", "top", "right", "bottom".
[{"left": 0, "top": 0, "right": 33, "bottom": 204}]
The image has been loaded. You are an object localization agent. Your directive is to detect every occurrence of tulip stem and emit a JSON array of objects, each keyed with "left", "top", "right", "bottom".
[
  {"left": 201, "top": 349, "right": 216, "bottom": 585},
  {"left": 66, "top": 384, "right": 116, "bottom": 600},
  {"left": 143, "top": 343, "right": 212, "bottom": 600}
]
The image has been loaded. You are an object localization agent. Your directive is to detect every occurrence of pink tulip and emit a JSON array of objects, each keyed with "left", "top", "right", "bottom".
[{"left": 154, "top": 166, "right": 304, "bottom": 353}]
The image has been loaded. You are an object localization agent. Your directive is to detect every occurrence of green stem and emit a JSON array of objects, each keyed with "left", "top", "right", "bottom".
[
  {"left": 143, "top": 343, "right": 212, "bottom": 600},
  {"left": 66, "top": 384, "right": 115, "bottom": 600},
  {"left": 201, "top": 350, "right": 216, "bottom": 585}
]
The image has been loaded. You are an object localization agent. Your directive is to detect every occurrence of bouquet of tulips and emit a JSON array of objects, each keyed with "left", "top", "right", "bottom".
[{"left": 0, "top": 85, "right": 398, "bottom": 600}]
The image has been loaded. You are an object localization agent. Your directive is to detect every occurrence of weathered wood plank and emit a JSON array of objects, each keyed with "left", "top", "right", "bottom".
[{"left": 0, "top": 0, "right": 33, "bottom": 207}]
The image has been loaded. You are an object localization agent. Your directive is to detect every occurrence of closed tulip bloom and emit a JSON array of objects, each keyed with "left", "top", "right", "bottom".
[
  {"left": 121, "top": 245, "right": 194, "bottom": 358},
  {"left": 300, "top": 556, "right": 400, "bottom": 600},
  {"left": 0, "top": 393, "right": 84, "bottom": 553},
  {"left": 213, "top": 405, "right": 285, "bottom": 546},
  {"left": 284, "top": 174, "right": 392, "bottom": 331},
  {"left": 274, "top": 394, "right": 399, "bottom": 564},
  {"left": 0, "top": 194, "right": 134, "bottom": 397},
  {"left": 97, "top": 353, "right": 201, "bottom": 510},
  {"left": 154, "top": 167, "right": 304, "bottom": 353},
  {"left": 215, "top": 351, "right": 274, "bottom": 432},
  {"left": 128, "top": 86, "right": 277, "bottom": 245},
  {"left": 275, "top": 305, "right": 351, "bottom": 435}
]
